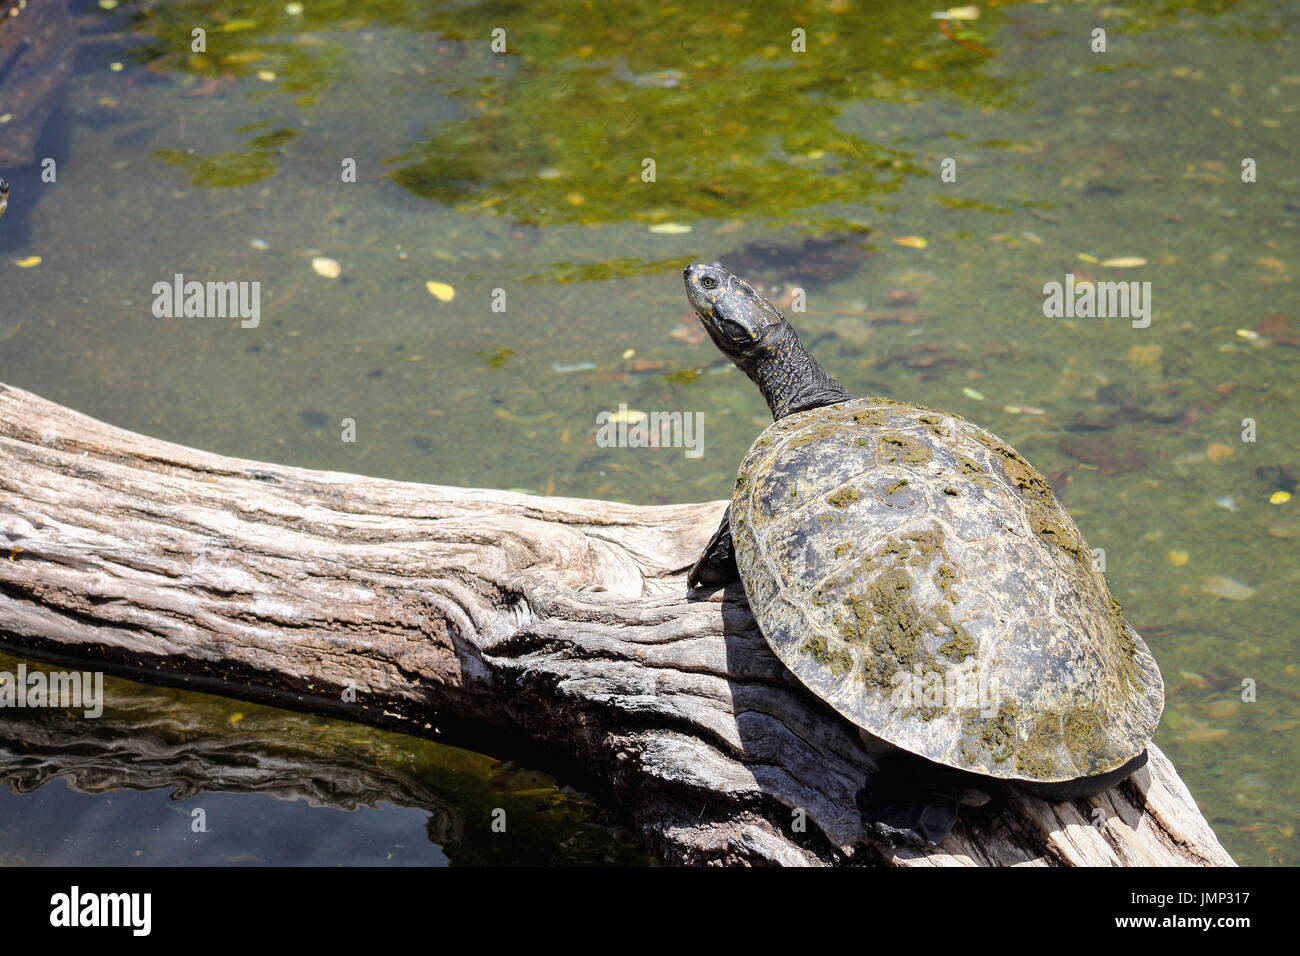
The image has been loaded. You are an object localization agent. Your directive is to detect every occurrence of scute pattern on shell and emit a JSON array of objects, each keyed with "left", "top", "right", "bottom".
[{"left": 731, "top": 396, "right": 1164, "bottom": 782}]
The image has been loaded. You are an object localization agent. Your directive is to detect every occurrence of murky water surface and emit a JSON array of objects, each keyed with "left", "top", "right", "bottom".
[{"left": 0, "top": 0, "right": 1295, "bottom": 865}]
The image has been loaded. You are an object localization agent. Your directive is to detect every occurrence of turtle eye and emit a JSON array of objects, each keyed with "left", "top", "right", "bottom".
[{"left": 700, "top": 275, "right": 718, "bottom": 290}]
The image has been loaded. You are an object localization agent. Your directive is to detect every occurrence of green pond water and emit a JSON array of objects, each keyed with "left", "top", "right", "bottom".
[{"left": 0, "top": 0, "right": 1296, "bottom": 865}]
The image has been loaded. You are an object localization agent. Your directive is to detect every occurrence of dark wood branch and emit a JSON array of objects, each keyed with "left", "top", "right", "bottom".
[{"left": 0, "top": 382, "right": 1234, "bottom": 866}]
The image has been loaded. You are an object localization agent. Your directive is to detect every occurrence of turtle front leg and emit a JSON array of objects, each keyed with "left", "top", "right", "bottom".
[
  {"left": 856, "top": 751, "right": 990, "bottom": 849},
  {"left": 688, "top": 506, "right": 739, "bottom": 589}
]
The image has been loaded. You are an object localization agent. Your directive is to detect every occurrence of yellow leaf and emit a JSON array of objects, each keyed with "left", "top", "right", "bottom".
[
  {"left": 13, "top": 256, "right": 42, "bottom": 268},
  {"left": 425, "top": 281, "right": 456, "bottom": 302},
  {"left": 311, "top": 256, "right": 341, "bottom": 278},
  {"left": 931, "top": 6, "right": 980, "bottom": 20},
  {"left": 893, "top": 236, "right": 929, "bottom": 249},
  {"left": 648, "top": 223, "right": 691, "bottom": 234},
  {"left": 1271, "top": 491, "right": 1293, "bottom": 505},
  {"left": 609, "top": 408, "right": 647, "bottom": 425},
  {"left": 1205, "top": 442, "right": 1234, "bottom": 462},
  {"left": 1101, "top": 256, "right": 1147, "bottom": 268},
  {"left": 1166, "top": 550, "right": 1189, "bottom": 567},
  {"left": 1126, "top": 344, "right": 1162, "bottom": 368},
  {"left": 228, "top": 712, "right": 244, "bottom": 725},
  {"left": 1076, "top": 253, "right": 1098, "bottom": 263}
]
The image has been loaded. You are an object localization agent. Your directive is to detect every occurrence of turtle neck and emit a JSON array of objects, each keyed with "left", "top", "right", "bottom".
[{"left": 742, "top": 322, "right": 853, "bottom": 421}]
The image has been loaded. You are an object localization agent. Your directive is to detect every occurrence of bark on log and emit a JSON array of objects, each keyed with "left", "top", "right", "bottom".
[{"left": 0, "top": 382, "right": 1235, "bottom": 866}]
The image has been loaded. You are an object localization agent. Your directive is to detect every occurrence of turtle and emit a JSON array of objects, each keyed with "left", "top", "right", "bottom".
[{"left": 682, "top": 262, "right": 1164, "bottom": 848}]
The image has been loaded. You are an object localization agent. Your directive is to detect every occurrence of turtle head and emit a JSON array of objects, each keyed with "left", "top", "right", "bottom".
[
  {"left": 683, "top": 262, "right": 786, "bottom": 363},
  {"left": 683, "top": 261, "right": 852, "bottom": 420}
]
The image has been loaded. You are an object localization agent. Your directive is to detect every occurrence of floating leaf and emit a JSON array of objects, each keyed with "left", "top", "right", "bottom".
[
  {"left": 477, "top": 348, "right": 516, "bottom": 369},
  {"left": 1204, "top": 700, "right": 1239, "bottom": 719},
  {"left": 1178, "top": 723, "right": 1230, "bottom": 743},
  {"left": 13, "top": 256, "right": 41, "bottom": 268},
  {"left": 425, "top": 280, "right": 456, "bottom": 302},
  {"left": 1101, "top": 256, "right": 1147, "bottom": 268},
  {"left": 931, "top": 6, "right": 980, "bottom": 20},
  {"left": 648, "top": 223, "right": 691, "bottom": 234},
  {"left": 1205, "top": 442, "right": 1235, "bottom": 463},
  {"left": 1126, "top": 344, "right": 1162, "bottom": 368},
  {"left": 1201, "top": 575, "right": 1256, "bottom": 601},
  {"left": 311, "top": 257, "right": 341, "bottom": 278},
  {"left": 961, "top": 387, "right": 984, "bottom": 401},
  {"left": 664, "top": 368, "right": 703, "bottom": 384},
  {"left": 893, "top": 235, "right": 929, "bottom": 249}
]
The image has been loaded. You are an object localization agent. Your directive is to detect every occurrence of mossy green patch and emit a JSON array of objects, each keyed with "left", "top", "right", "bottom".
[
  {"left": 976, "top": 431, "right": 1089, "bottom": 562},
  {"left": 938, "top": 621, "right": 977, "bottom": 662},
  {"left": 852, "top": 410, "right": 889, "bottom": 428},
  {"left": 800, "top": 635, "right": 854, "bottom": 676},
  {"left": 881, "top": 433, "right": 933, "bottom": 465},
  {"left": 917, "top": 414, "right": 949, "bottom": 438},
  {"left": 882, "top": 478, "right": 909, "bottom": 497},
  {"left": 828, "top": 486, "right": 860, "bottom": 508}
]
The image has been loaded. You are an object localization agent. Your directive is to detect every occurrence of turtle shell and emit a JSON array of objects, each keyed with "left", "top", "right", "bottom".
[{"left": 731, "top": 396, "right": 1163, "bottom": 782}]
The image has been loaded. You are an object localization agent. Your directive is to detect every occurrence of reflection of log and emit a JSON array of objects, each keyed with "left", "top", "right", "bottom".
[
  {"left": 0, "top": 382, "right": 1234, "bottom": 866},
  {"left": 0, "top": 662, "right": 642, "bottom": 865}
]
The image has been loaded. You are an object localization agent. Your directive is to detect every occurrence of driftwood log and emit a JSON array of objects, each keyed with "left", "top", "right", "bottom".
[{"left": 0, "top": 382, "right": 1234, "bottom": 866}]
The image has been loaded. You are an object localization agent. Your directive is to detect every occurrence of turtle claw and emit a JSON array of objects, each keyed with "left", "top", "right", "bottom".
[
  {"left": 857, "top": 788, "right": 960, "bottom": 849},
  {"left": 856, "top": 752, "right": 985, "bottom": 848},
  {"left": 861, "top": 805, "right": 959, "bottom": 850}
]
